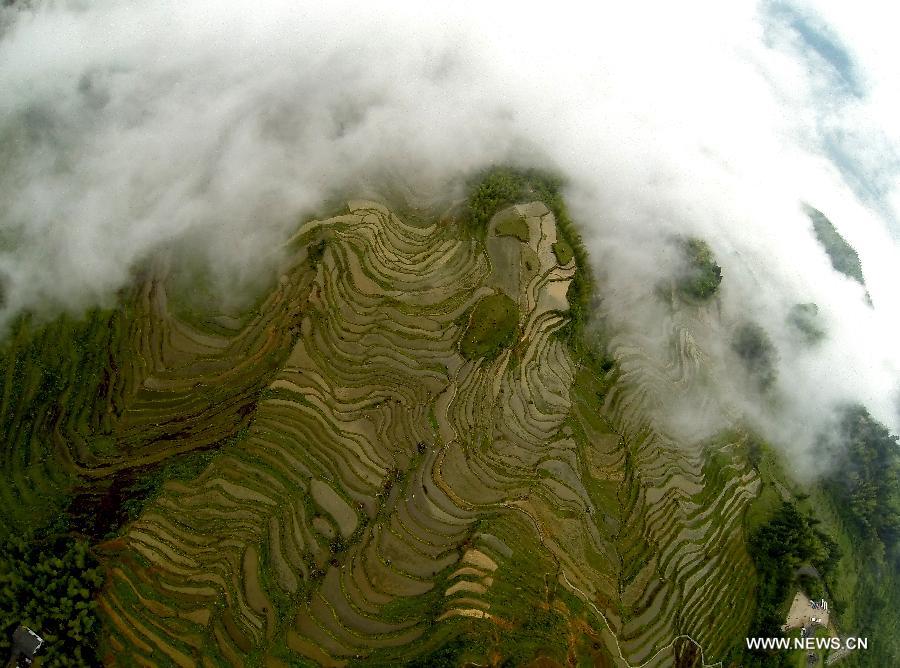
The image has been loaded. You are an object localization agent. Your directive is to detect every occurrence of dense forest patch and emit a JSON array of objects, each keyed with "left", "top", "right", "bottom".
[
  {"left": 676, "top": 236, "right": 722, "bottom": 301},
  {"left": 804, "top": 205, "right": 865, "bottom": 285},
  {"left": 0, "top": 534, "right": 104, "bottom": 667},
  {"left": 741, "top": 501, "right": 840, "bottom": 667},
  {"left": 738, "top": 406, "right": 900, "bottom": 667},
  {"left": 817, "top": 406, "right": 900, "bottom": 665},
  {"left": 824, "top": 406, "right": 900, "bottom": 555}
]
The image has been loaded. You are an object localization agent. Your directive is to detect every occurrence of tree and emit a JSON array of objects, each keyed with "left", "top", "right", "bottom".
[
  {"left": 0, "top": 535, "right": 104, "bottom": 667},
  {"left": 743, "top": 501, "right": 838, "bottom": 664},
  {"left": 676, "top": 237, "right": 722, "bottom": 300}
]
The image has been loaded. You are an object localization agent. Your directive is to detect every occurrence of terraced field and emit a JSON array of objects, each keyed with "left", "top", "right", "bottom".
[
  {"left": 1, "top": 190, "right": 767, "bottom": 667},
  {"left": 0, "top": 262, "right": 308, "bottom": 536},
  {"left": 40, "top": 197, "right": 753, "bottom": 667}
]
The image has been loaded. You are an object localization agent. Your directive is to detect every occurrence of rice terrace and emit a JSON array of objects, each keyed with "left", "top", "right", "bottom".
[
  {"left": 6, "top": 2, "right": 900, "bottom": 666},
  {"left": 0, "top": 162, "right": 892, "bottom": 668}
]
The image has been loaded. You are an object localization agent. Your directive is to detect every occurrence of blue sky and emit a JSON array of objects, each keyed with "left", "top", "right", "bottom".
[{"left": 763, "top": 1, "right": 900, "bottom": 239}]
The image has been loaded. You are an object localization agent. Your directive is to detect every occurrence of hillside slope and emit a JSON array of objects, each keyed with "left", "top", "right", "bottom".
[
  {"left": 92, "top": 197, "right": 756, "bottom": 667},
  {"left": 2, "top": 180, "right": 891, "bottom": 667}
]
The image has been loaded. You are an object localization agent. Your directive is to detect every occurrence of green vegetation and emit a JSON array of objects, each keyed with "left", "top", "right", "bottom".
[
  {"left": 402, "top": 633, "right": 479, "bottom": 668},
  {"left": 465, "top": 166, "right": 536, "bottom": 235},
  {"left": 0, "top": 309, "right": 128, "bottom": 536},
  {"left": 816, "top": 406, "right": 900, "bottom": 666},
  {"left": 804, "top": 205, "right": 865, "bottom": 285},
  {"left": 742, "top": 501, "right": 839, "bottom": 666},
  {"left": 477, "top": 518, "right": 576, "bottom": 665},
  {"left": 306, "top": 238, "right": 327, "bottom": 267},
  {"left": 463, "top": 165, "right": 594, "bottom": 347},
  {"left": 787, "top": 302, "right": 826, "bottom": 345},
  {"left": 494, "top": 210, "right": 530, "bottom": 242},
  {"left": 797, "top": 573, "right": 825, "bottom": 601},
  {"left": 738, "top": 408, "right": 900, "bottom": 667},
  {"left": 552, "top": 238, "right": 573, "bottom": 265},
  {"left": 67, "top": 445, "right": 223, "bottom": 540},
  {"left": 0, "top": 534, "right": 104, "bottom": 667},
  {"left": 732, "top": 438, "right": 843, "bottom": 667},
  {"left": 743, "top": 440, "right": 788, "bottom": 534},
  {"left": 784, "top": 625, "right": 829, "bottom": 668},
  {"left": 9, "top": 178, "right": 885, "bottom": 668},
  {"left": 357, "top": 513, "right": 578, "bottom": 667},
  {"left": 732, "top": 321, "right": 778, "bottom": 390},
  {"left": 823, "top": 406, "right": 900, "bottom": 555},
  {"left": 0, "top": 244, "right": 312, "bottom": 664},
  {"left": 459, "top": 292, "right": 519, "bottom": 360},
  {"left": 676, "top": 237, "right": 722, "bottom": 300}
]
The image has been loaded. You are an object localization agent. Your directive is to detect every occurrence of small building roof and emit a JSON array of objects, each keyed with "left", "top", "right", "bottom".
[{"left": 11, "top": 626, "right": 44, "bottom": 658}]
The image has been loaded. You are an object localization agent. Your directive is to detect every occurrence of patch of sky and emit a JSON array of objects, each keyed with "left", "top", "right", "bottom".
[
  {"left": 763, "top": 1, "right": 900, "bottom": 239},
  {"left": 766, "top": 0, "right": 863, "bottom": 97}
]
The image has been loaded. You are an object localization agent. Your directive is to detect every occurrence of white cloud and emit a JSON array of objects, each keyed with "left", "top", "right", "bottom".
[{"left": 1, "top": 0, "right": 899, "bottom": 453}]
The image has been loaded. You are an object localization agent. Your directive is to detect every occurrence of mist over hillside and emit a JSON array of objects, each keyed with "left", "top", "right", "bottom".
[{"left": 2, "top": 0, "right": 900, "bottom": 464}]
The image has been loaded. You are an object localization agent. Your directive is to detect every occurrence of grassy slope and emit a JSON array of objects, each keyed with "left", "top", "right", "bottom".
[
  {"left": 494, "top": 210, "right": 530, "bottom": 242},
  {"left": 459, "top": 293, "right": 519, "bottom": 360},
  {"left": 0, "top": 309, "right": 128, "bottom": 534}
]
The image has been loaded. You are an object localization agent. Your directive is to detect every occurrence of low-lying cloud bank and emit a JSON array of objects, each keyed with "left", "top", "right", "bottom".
[{"left": 2, "top": 0, "right": 899, "bottom": 462}]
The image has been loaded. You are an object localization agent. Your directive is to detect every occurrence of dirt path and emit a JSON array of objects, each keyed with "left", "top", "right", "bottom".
[{"left": 785, "top": 590, "right": 829, "bottom": 630}]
